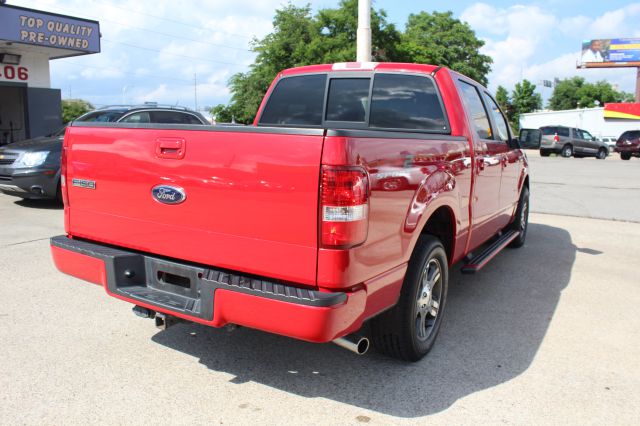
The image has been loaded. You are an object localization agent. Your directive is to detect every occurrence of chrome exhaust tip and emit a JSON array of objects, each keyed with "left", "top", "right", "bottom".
[{"left": 333, "top": 334, "right": 370, "bottom": 355}]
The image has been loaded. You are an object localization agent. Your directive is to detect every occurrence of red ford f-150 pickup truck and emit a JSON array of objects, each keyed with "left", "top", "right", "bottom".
[{"left": 51, "top": 62, "right": 529, "bottom": 361}]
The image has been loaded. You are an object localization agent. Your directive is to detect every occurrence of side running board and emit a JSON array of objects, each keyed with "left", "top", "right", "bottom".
[{"left": 461, "top": 230, "right": 520, "bottom": 274}]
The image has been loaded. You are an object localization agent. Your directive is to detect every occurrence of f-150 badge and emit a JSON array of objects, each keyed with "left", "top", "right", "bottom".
[{"left": 152, "top": 185, "right": 186, "bottom": 205}]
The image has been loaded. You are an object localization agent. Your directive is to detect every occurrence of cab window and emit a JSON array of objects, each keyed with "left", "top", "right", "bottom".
[
  {"left": 457, "top": 80, "right": 492, "bottom": 139},
  {"left": 120, "top": 112, "right": 151, "bottom": 123},
  {"left": 483, "top": 93, "right": 509, "bottom": 142},
  {"left": 369, "top": 73, "right": 447, "bottom": 131}
]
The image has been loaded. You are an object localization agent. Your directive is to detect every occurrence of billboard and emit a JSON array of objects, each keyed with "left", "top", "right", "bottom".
[
  {"left": 0, "top": 4, "right": 100, "bottom": 57},
  {"left": 580, "top": 38, "right": 640, "bottom": 68}
]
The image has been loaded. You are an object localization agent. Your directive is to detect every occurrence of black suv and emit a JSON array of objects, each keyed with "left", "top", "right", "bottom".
[{"left": 0, "top": 105, "right": 209, "bottom": 202}]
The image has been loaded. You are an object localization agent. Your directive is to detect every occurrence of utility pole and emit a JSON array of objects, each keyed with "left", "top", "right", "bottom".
[{"left": 357, "top": 0, "right": 371, "bottom": 62}]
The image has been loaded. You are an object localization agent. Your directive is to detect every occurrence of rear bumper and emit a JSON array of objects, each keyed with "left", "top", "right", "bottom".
[
  {"left": 615, "top": 146, "right": 640, "bottom": 154},
  {"left": 539, "top": 142, "right": 561, "bottom": 152},
  {"left": 50, "top": 235, "right": 368, "bottom": 343}
]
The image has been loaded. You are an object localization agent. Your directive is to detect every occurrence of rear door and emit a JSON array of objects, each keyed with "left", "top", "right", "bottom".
[
  {"left": 570, "top": 128, "right": 585, "bottom": 153},
  {"left": 580, "top": 129, "right": 597, "bottom": 154},
  {"left": 456, "top": 80, "right": 508, "bottom": 249},
  {"left": 64, "top": 125, "right": 325, "bottom": 285},
  {"left": 482, "top": 92, "right": 521, "bottom": 217}
]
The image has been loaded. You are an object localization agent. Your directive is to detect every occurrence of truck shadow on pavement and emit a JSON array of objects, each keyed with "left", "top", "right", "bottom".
[
  {"left": 15, "top": 199, "right": 63, "bottom": 210},
  {"left": 152, "top": 223, "right": 575, "bottom": 418}
]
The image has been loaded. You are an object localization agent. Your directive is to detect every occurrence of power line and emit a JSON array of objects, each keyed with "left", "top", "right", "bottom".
[
  {"left": 52, "top": 61, "right": 194, "bottom": 83},
  {"left": 31, "top": 3, "right": 251, "bottom": 54},
  {"left": 91, "top": 0, "right": 257, "bottom": 40},
  {"left": 101, "top": 19, "right": 250, "bottom": 52},
  {"left": 102, "top": 39, "right": 248, "bottom": 67}
]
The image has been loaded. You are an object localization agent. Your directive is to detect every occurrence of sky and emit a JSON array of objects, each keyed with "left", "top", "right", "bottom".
[{"left": 10, "top": 0, "right": 640, "bottom": 113}]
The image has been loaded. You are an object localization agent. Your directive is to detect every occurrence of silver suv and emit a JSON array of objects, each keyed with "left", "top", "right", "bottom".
[{"left": 539, "top": 125, "right": 609, "bottom": 159}]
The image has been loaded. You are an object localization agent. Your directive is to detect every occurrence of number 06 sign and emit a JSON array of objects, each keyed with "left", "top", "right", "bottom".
[{"left": 0, "top": 65, "right": 29, "bottom": 82}]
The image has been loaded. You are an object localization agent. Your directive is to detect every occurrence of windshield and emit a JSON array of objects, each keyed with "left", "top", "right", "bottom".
[{"left": 76, "top": 110, "right": 127, "bottom": 123}]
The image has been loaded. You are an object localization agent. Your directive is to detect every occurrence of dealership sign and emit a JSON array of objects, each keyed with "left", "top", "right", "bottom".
[
  {"left": 0, "top": 4, "right": 100, "bottom": 55},
  {"left": 580, "top": 38, "right": 640, "bottom": 68}
]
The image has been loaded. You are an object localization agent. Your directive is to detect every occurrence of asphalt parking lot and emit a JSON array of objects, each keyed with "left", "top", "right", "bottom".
[{"left": 1, "top": 153, "right": 639, "bottom": 425}]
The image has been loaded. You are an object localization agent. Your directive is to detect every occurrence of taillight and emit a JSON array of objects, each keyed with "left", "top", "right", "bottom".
[
  {"left": 553, "top": 133, "right": 560, "bottom": 142},
  {"left": 320, "top": 166, "right": 369, "bottom": 248}
]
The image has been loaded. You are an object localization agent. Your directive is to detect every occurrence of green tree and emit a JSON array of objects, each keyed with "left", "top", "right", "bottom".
[
  {"left": 212, "top": 2, "right": 493, "bottom": 123},
  {"left": 398, "top": 11, "right": 492, "bottom": 86},
  {"left": 548, "top": 77, "right": 584, "bottom": 110},
  {"left": 62, "top": 99, "right": 93, "bottom": 122},
  {"left": 495, "top": 85, "right": 517, "bottom": 127},
  {"left": 576, "top": 80, "right": 632, "bottom": 108},
  {"left": 548, "top": 77, "right": 633, "bottom": 110},
  {"left": 211, "top": 1, "right": 400, "bottom": 124},
  {"left": 511, "top": 80, "right": 542, "bottom": 114}
]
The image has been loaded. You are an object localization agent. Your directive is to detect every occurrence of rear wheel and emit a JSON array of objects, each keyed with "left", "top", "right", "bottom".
[
  {"left": 539, "top": 149, "right": 550, "bottom": 157},
  {"left": 509, "top": 186, "right": 529, "bottom": 248},
  {"left": 561, "top": 144, "right": 573, "bottom": 158},
  {"left": 621, "top": 153, "right": 631, "bottom": 160},
  {"left": 370, "top": 235, "right": 448, "bottom": 361},
  {"left": 596, "top": 148, "right": 607, "bottom": 160}
]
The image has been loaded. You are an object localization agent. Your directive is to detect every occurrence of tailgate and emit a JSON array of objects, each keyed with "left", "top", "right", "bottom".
[{"left": 64, "top": 124, "right": 325, "bottom": 285}]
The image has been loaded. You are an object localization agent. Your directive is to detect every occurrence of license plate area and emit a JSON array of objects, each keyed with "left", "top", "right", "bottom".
[{"left": 109, "top": 254, "right": 215, "bottom": 320}]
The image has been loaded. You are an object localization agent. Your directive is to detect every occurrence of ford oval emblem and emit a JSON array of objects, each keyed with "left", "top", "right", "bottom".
[{"left": 151, "top": 185, "right": 186, "bottom": 205}]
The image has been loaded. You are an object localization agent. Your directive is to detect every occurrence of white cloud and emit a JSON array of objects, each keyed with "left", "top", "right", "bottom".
[
  {"left": 13, "top": 0, "right": 294, "bottom": 108},
  {"left": 461, "top": 2, "right": 640, "bottom": 95}
]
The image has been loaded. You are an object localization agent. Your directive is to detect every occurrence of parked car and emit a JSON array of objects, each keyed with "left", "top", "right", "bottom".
[
  {"left": 0, "top": 105, "right": 209, "bottom": 201},
  {"left": 615, "top": 130, "right": 640, "bottom": 160},
  {"left": 50, "top": 62, "right": 529, "bottom": 361},
  {"left": 599, "top": 136, "right": 617, "bottom": 152},
  {"left": 539, "top": 125, "right": 609, "bottom": 159}
]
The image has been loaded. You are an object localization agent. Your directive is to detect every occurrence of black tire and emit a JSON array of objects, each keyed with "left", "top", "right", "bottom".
[
  {"left": 596, "top": 148, "right": 607, "bottom": 160},
  {"left": 509, "top": 185, "right": 529, "bottom": 248},
  {"left": 621, "top": 153, "right": 631, "bottom": 160},
  {"left": 539, "top": 149, "right": 550, "bottom": 157},
  {"left": 370, "top": 235, "right": 448, "bottom": 361},
  {"left": 561, "top": 144, "right": 573, "bottom": 158}
]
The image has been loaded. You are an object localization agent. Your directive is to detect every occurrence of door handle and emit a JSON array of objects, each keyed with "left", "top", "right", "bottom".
[{"left": 155, "top": 138, "right": 186, "bottom": 159}]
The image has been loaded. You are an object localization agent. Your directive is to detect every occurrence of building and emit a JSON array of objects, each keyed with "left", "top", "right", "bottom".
[
  {"left": 519, "top": 103, "right": 640, "bottom": 139},
  {"left": 0, "top": 3, "right": 100, "bottom": 145}
]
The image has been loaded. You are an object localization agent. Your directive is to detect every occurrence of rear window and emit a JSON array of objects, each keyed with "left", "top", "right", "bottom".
[
  {"left": 369, "top": 74, "right": 447, "bottom": 131},
  {"left": 621, "top": 130, "right": 640, "bottom": 140},
  {"left": 326, "top": 78, "right": 370, "bottom": 122},
  {"left": 259, "top": 72, "right": 449, "bottom": 133},
  {"left": 540, "top": 126, "right": 569, "bottom": 137},
  {"left": 259, "top": 74, "right": 327, "bottom": 126}
]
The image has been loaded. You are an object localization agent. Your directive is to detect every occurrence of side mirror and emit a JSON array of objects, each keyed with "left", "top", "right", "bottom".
[
  {"left": 592, "top": 137, "right": 597, "bottom": 141},
  {"left": 508, "top": 138, "right": 521, "bottom": 150}
]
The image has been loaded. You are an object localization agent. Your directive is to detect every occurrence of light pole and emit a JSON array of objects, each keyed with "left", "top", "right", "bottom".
[{"left": 357, "top": 0, "right": 371, "bottom": 62}]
